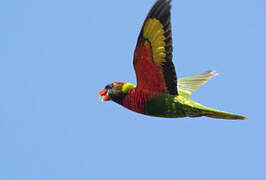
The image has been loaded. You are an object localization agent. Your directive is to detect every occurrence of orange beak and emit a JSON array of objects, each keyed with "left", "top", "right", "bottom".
[{"left": 98, "top": 89, "right": 111, "bottom": 102}]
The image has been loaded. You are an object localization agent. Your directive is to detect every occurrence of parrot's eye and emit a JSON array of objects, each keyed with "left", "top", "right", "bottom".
[{"left": 105, "top": 84, "right": 112, "bottom": 90}]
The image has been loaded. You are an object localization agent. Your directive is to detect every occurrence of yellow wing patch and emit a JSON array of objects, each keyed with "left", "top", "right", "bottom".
[{"left": 143, "top": 18, "right": 166, "bottom": 65}]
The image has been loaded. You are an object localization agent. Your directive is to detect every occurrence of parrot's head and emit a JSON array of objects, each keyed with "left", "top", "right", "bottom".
[{"left": 99, "top": 82, "right": 136, "bottom": 104}]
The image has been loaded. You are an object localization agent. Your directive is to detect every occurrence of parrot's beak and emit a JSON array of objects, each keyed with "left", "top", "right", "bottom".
[{"left": 98, "top": 89, "right": 111, "bottom": 102}]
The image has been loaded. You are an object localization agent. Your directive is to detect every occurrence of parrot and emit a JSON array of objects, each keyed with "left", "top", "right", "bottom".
[{"left": 99, "top": 0, "right": 246, "bottom": 120}]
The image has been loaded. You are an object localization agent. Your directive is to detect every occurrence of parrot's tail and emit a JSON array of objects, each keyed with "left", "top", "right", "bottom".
[
  {"left": 186, "top": 103, "right": 247, "bottom": 120},
  {"left": 199, "top": 109, "right": 247, "bottom": 120},
  {"left": 177, "top": 70, "right": 247, "bottom": 120}
]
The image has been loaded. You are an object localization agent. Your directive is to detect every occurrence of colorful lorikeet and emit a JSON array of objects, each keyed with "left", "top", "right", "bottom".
[{"left": 99, "top": 0, "right": 246, "bottom": 120}]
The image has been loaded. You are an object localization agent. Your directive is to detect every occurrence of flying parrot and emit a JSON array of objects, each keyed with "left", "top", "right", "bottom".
[{"left": 99, "top": 0, "right": 246, "bottom": 120}]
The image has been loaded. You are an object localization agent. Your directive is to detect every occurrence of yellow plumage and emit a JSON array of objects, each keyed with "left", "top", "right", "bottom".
[{"left": 143, "top": 19, "right": 166, "bottom": 65}]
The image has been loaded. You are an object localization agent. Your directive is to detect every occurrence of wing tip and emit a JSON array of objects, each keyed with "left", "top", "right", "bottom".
[{"left": 206, "top": 70, "right": 219, "bottom": 77}]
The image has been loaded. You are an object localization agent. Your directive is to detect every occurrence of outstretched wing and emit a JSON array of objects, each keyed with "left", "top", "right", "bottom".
[
  {"left": 178, "top": 70, "right": 218, "bottom": 98},
  {"left": 133, "top": 0, "right": 178, "bottom": 95}
]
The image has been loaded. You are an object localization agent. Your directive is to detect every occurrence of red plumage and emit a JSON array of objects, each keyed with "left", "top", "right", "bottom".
[
  {"left": 122, "top": 88, "right": 157, "bottom": 114},
  {"left": 134, "top": 42, "right": 167, "bottom": 93}
]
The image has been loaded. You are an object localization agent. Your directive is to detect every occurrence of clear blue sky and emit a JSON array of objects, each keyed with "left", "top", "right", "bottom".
[{"left": 1, "top": 0, "right": 265, "bottom": 179}]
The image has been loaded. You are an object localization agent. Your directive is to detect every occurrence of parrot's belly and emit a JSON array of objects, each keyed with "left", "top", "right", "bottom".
[{"left": 144, "top": 94, "right": 188, "bottom": 118}]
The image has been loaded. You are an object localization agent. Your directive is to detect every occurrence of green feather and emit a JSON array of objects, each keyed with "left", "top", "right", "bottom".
[{"left": 145, "top": 94, "right": 246, "bottom": 120}]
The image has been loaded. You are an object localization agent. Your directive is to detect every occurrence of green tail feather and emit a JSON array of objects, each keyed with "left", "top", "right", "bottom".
[
  {"left": 199, "top": 108, "right": 247, "bottom": 120},
  {"left": 188, "top": 102, "right": 247, "bottom": 120}
]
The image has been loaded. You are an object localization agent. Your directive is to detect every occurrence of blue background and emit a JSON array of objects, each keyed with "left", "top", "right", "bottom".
[{"left": 1, "top": 0, "right": 265, "bottom": 179}]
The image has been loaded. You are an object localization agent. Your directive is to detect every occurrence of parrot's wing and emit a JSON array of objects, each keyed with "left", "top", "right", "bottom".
[
  {"left": 133, "top": 0, "right": 178, "bottom": 95},
  {"left": 178, "top": 70, "right": 218, "bottom": 98}
]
